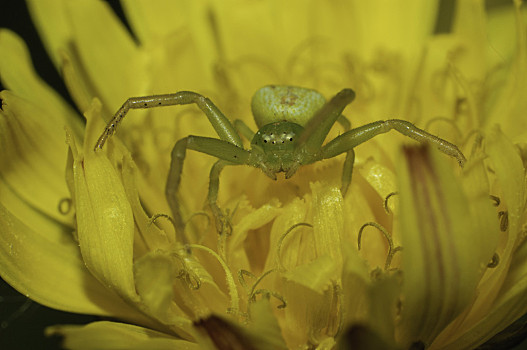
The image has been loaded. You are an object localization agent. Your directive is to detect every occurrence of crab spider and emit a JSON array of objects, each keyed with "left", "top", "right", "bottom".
[{"left": 95, "top": 85, "right": 466, "bottom": 237}]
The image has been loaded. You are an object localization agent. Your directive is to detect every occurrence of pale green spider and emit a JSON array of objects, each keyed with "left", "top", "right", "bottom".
[{"left": 95, "top": 85, "right": 466, "bottom": 237}]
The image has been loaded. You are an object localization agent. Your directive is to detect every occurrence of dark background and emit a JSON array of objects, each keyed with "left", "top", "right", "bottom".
[{"left": 1, "top": 1, "right": 527, "bottom": 350}]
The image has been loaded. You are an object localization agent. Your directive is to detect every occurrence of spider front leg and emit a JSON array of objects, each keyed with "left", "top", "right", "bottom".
[
  {"left": 166, "top": 136, "right": 250, "bottom": 240},
  {"left": 94, "top": 91, "right": 243, "bottom": 150},
  {"left": 319, "top": 119, "right": 466, "bottom": 195}
]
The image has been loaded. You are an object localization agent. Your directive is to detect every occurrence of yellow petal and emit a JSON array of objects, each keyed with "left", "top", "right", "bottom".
[
  {"left": 451, "top": 0, "right": 489, "bottom": 80},
  {"left": 59, "top": 49, "right": 95, "bottom": 115},
  {"left": 133, "top": 251, "right": 194, "bottom": 339},
  {"left": 47, "top": 321, "right": 199, "bottom": 350},
  {"left": 267, "top": 198, "right": 309, "bottom": 271},
  {"left": 230, "top": 200, "right": 281, "bottom": 269},
  {"left": 348, "top": 0, "right": 438, "bottom": 58},
  {"left": 366, "top": 275, "right": 400, "bottom": 344},
  {"left": 121, "top": 0, "right": 186, "bottom": 44},
  {"left": 435, "top": 246, "right": 527, "bottom": 349},
  {"left": 340, "top": 244, "right": 370, "bottom": 327},
  {"left": 279, "top": 276, "right": 340, "bottom": 347},
  {"left": 248, "top": 299, "right": 289, "bottom": 350},
  {"left": 0, "top": 198, "right": 142, "bottom": 321},
  {"left": 432, "top": 128, "right": 527, "bottom": 349},
  {"left": 268, "top": 182, "right": 343, "bottom": 271},
  {"left": 311, "top": 182, "right": 344, "bottom": 264},
  {"left": 0, "top": 91, "right": 71, "bottom": 224},
  {"left": 282, "top": 255, "right": 339, "bottom": 294},
  {"left": 340, "top": 245, "right": 400, "bottom": 345},
  {"left": 65, "top": 1, "right": 147, "bottom": 111},
  {"left": 0, "top": 29, "right": 83, "bottom": 137},
  {"left": 121, "top": 154, "right": 173, "bottom": 252},
  {"left": 487, "top": 128, "right": 526, "bottom": 248},
  {"left": 71, "top": 132, "right": 138, "bottom": 304},
  {"left": 397, "top": 146, "right": 497, "bottom": 347},
  {"left": 26, "top": 0, "right": 73, "bottom": 69}
]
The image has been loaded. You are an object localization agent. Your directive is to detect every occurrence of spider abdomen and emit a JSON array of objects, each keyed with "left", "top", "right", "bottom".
[{"left": 251, "top": 85, "right": 326, "bottom": 128}]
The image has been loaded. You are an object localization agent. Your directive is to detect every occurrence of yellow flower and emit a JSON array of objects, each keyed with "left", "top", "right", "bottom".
[{"left": 1, "top": 1, "right": 526, "bottom": 349}]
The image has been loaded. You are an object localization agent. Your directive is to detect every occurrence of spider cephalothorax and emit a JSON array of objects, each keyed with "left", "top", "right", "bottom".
[
  {"left": 250, "top": 121, "right": 304, "bottom": 178},
  {"left": 95, "top": 85, "right": 466, "bottom": 237}
]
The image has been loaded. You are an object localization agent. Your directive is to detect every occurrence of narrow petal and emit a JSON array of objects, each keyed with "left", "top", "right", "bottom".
[
  {"left": 365, "top": 275, "right": 400, "bottom": 344},
  {"left": 0, "top": 91, "right": 71, "bottom": 224},
  {"left": 282, "top": 255, "right": 339, "bottom": 294},
  {"left": 267, "top": 182, "right": 343, "bottom": 271},
  {"left": 341, "top": 245, "right": 400, "bottom": 345},
  {"left": 123, "top": 1, "right": 217, "bottom": 92},
  {"left": 397, "top": 146, "right": 497, "bottom": 347},
  {"left": 47, "top": 321, "right": 199, "bottom": 350},
  {"left": 340, "top": 245, "right": 371, "bottom": 327},
  {"left": 435, "top": 247, "right": 527, "bottom": 349},
  {"left": 71, "top": 130, "right": 138, "bottom": 304},
  {"left": 121, "top": 154, "right": 173, "bottom": 252},
  {"left": 26, "top": 0, "right": 73, "bottom": 69},
  {"left": 0, "top": 29, "right": 83, "bottom": 137},
  {"left": 348, "top": 0, "right": 439, "bottom": 57},
  {"left": 59, "top": 49, "right": 96, "bottom": 115},
  {"left": 311, "top": 182, "right": 344, "bottom": 264},
  {"left": 486, "top": 1, "right": 527, "bottom": 138},
  {"left": 65, "top": 1, "right": 147, "bottom": 111},
  {"left": 248, "top": 300, "right": 288, "bottom": 350},
  {"left": 230, "top": 201, "right": 281, "bottom": 270},
  {"left": 121, "top": 0, "right": 185, "bottom": 44},
  {"left": 279, "top": 276, "right": 340, "bottom": 347}
]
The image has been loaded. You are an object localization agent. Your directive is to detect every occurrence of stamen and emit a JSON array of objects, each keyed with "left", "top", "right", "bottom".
[
  {"left": 489, "top": 195, "right": 501, "bottom": 207},
  {"left": 170, "top": 252, "right": 202, "bottom": 290},
  {"left": 216, "top": 204, "right": 240, "bottom": 261},
  {"left": 149, "top": 213, "right": 177, "bottom": 245},
  {"left": 239, "top": 269, "right": 286, "bottom": 312},
  {"left": 488, "top": 196, "right": 509, "bottom": 232},
  {"left": 358, "top": 222, "right": 402, "bottom": 271},
  {"left": 238, "top": 269, "right": 256, "bottom": 290},
  {"left": 150, "top": 213, "right": 176, "bottom": 230},
  {"left": 57, "top": 198, "right": 72, "bottom": 215},
  {"left": 498, "top": 211, "right": 509, "bottom": 232},
  {"left": 384, "top": 192, "right": 398, "bottom": 214},
  {"left": 487, "top": 253, "right": 500, "bottom": 268},
  {"left": 176, "top": 268, "right": 201, "bottom": 290},
  {"left": 251, "top": 289, "right": 287, "bottom": 309},
  {"left": 249, "top": 269, "right": 276, "bottom": 298},
  {"left": 276, "top": 222, "right": 313, "bottom": 271}
]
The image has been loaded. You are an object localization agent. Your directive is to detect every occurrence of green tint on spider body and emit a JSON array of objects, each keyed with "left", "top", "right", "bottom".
[
  {"left": 250, "top": 121, "right": 305, "bottom": 178},
  {"left": 95, "top": 84, "right": 466, "bottom": 238},
  {"left": 251, "top": 85, "right": 326, "bottom": 128},
  {"left": 251, "top": 121, "right": 303, "bottom": 151}
]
